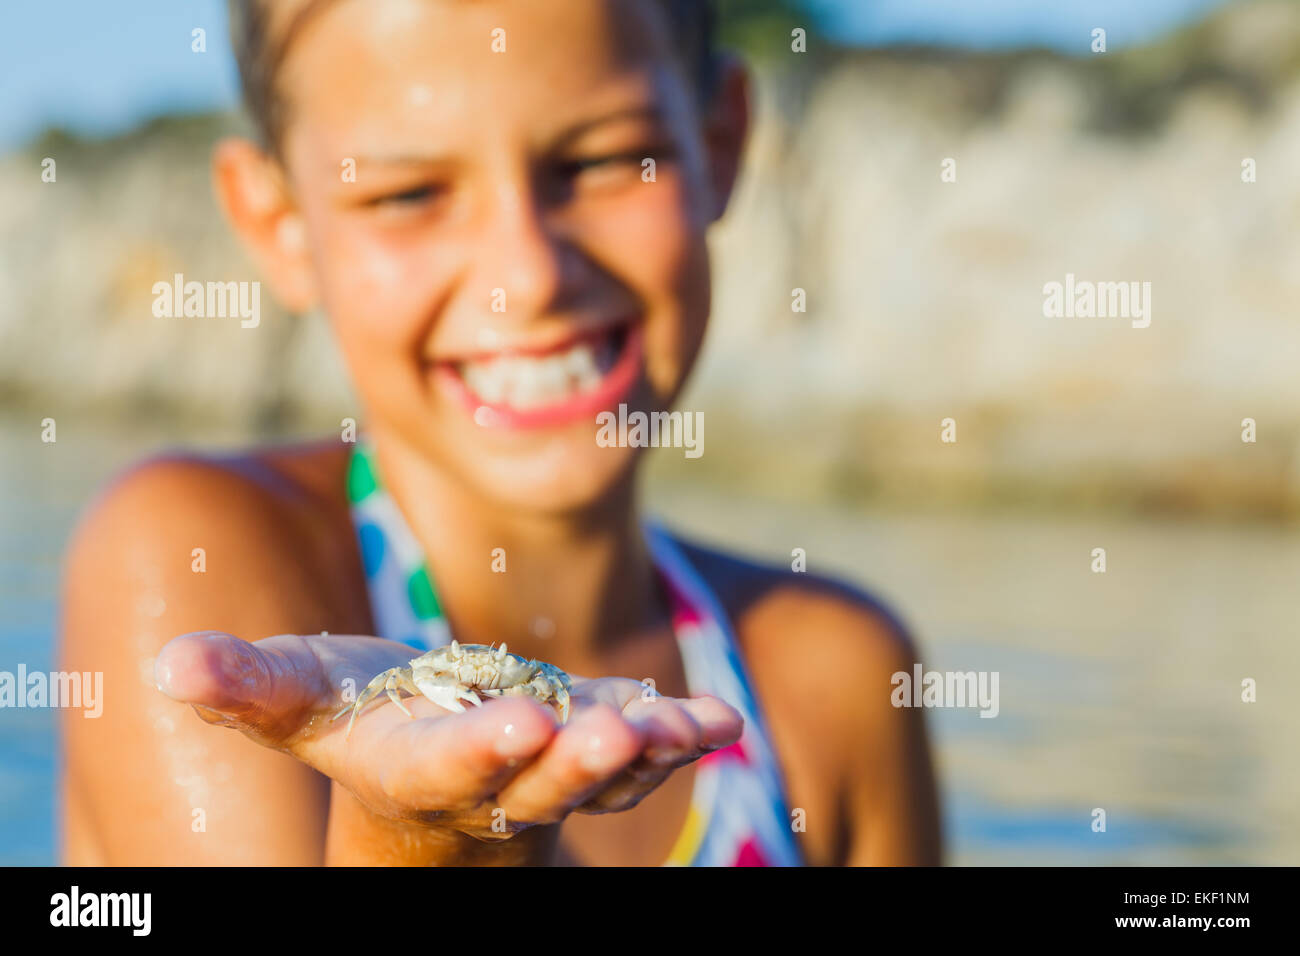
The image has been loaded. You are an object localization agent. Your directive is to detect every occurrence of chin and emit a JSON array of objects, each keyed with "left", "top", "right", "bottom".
[{"left": 471, "top": 439, "right": 643, "bottom": 516}]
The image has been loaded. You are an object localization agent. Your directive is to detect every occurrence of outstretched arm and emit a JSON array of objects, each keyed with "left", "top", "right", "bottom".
[{"left": 153, "top": 629, "right": 741, "bottom": 865}]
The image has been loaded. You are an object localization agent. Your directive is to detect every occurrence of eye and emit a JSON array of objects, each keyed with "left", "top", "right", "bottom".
[
  {"left": 366, "top": 183, "right": 444, "bottom": 208},
  {"left": 562, "top": 145, "right": 677, "bottom": 180},
  {"left": 568, "top": 152, "right": 639, "bottom": 173}
]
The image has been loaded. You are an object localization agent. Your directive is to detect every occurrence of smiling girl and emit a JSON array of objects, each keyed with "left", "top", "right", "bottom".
[{"left": 57, "top": 0, "right": 940, "bottom": 866}]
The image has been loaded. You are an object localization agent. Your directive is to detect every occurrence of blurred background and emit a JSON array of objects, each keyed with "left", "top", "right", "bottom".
[{"left": 1, "top": 0, "right": 1297, "bottom": 865}]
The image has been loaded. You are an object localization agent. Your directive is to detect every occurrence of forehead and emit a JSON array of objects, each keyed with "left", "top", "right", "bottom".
[{"left": 273, "top": 0, "right": 684, "bottom": 153}]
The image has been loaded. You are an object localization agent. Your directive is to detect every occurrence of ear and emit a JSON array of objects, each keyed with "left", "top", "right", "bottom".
[
  {"left": 700, "top": 53, "right": 752, "bottom": 224},
  {"left": 211, "top": 138, "right": 319, "bottom": 314}
]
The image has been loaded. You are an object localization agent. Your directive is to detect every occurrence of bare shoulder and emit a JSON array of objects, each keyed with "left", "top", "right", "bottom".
[
  {"left": 673, "top": 535, "right": 919, "bottom": 694},
  {"left": 63, "top": 438, "right": 366, "bottom": 634},
  {"left": 671, "top": 532, "right": 938, "bottom": 864},
  {"left": 73, "top": 437, "right": 351, "bottom": 537},
  {"left": 58, "top": 439, "right": 354, "bottom": 864}
]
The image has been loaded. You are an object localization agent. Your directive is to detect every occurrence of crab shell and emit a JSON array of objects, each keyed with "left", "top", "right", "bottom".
[
  {"left": 416, "top": 641, "right": 571, "bottom": 721},
  {"left": 333, "top": 640, "right": 572, "bottom": 738}
]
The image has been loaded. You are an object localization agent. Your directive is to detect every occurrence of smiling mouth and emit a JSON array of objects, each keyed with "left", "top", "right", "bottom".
[{"left": 433, "top": 320, "right": 643, "bottom": 428}]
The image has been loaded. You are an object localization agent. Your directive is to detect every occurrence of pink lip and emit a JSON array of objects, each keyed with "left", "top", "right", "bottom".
[{"left": 434, "top": 325, "right": 644, "bottom": 429}]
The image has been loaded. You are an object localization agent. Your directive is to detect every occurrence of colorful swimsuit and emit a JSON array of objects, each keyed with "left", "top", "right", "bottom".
[{"left": 347, "top": 442, "right": 802, "bottom": 866}]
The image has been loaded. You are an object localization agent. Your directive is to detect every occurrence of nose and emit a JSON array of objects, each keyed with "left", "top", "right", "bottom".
[{"left": 475, "top": 174, "right": 573, "bottom": 321}]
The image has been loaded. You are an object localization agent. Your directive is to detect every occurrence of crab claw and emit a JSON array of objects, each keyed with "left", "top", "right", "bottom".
[
  {"left": 458, "top": 687, "right": 484, "bottom": 707},
  {"left": 414, "top": 676, "right": 482, "bottom": 714}
]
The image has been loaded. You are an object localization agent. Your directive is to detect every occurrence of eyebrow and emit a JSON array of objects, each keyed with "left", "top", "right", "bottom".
[
  {"left": 346, "top": 152, "right": 459, "bottom": 169},
  {"left": 350, "top": 105, "right": 667, "bottom": 167},
  {"left": 544, "top": 105, "right": 667, "bottom": 151}
]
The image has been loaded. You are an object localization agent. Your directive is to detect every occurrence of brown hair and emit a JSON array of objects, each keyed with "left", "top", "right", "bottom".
[{"left": 228, "top": 0, "right": 719, "bottom": 155}]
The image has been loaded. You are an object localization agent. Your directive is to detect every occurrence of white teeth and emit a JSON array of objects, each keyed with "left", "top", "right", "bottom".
[
  {"left": 457, "top": 335, "right": 621, "bottom": 410},
  {"left": 531, "top": 355, "right": 572, "bottom": 396},
  {"left": 461, "top": 361, "right": 508, "bottom": 403},
  {"left": 566, "top": 344, "right": 599, "bottom": 379}
]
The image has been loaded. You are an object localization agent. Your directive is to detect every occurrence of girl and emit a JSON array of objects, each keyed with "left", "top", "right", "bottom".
[{"left": 58, "top": 0, "right": 940, "bottom": 866}]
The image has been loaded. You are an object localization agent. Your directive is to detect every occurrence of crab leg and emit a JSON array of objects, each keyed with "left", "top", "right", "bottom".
[
  {"left": 333, "top": 666, "right": 419, "bottom": 738},
  {"left": 333, "top": 667, "right": 395, "bottom": 722}
]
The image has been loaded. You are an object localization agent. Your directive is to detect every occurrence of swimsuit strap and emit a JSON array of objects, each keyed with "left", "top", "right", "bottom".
[
  {"left": 347, "top": 440, "right": 801, "bottom": 866},
  {"left": 347, "top": 441, "right": 449, "bottom": 652},
  {"left": 646, "top": 522, "right": 802, "bottom": 866}
]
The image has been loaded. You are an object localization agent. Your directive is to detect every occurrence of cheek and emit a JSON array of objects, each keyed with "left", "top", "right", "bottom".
[
  {"left": 310, "top": 221, "right": 442, "bottom": 357},
  {"left": 653, "top": 236, "right": 710, "bottom": 401},
  {"left": 592, "top": 176, "right": 699, "bottom": 288},
  {"left": 585, "top": 178, "right": 711, "bottom": 390}
]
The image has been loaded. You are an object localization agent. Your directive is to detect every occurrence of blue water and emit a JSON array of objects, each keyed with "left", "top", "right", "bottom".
[{"left": 0, "top": 452, "right": 70, "bottom": 864}]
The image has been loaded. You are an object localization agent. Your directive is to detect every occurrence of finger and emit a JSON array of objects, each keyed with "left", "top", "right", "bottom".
[
  {"left": 351, "top": 696, "right": 559, "bottom": 815},
  {"left": 155, "top": 631, "right": 330, "bottom": 742},
  {"left": 576, "top": 696, "right": 744, "bottom": 815},
  {"left": 673, "top": 695, "right": 744, "bottom": 751},
  {"left": 570, "top": 681, "right": 744, "bottom": 753},
  {"left": 576, "top": 698, "right": 704, "bottom": 813},
  {"left": 622, "top": 695, "right": 705, "bottom": 759},
  {"left": 496, "top": 704, "right": 643, "bottom": 824}
]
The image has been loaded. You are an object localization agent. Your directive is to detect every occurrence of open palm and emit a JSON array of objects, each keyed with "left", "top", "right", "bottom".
[{"left": 154, "top": 631, "right": 742, "bottom": 842}]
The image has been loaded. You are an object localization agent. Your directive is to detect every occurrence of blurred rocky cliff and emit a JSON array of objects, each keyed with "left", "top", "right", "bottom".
[{"left": 1, "top": 0, "right": 1297, "bottom": 516}]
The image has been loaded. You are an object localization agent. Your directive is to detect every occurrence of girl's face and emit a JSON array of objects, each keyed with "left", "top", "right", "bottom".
[{"left": 241, "top": 0, "right": 746, "bottom": 514}]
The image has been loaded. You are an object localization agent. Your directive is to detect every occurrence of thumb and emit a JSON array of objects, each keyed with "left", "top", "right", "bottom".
[{"left": 155, "top": 631, "right": 327, "bottom": 740}]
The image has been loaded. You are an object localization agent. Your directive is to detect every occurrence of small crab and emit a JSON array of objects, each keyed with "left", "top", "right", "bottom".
[{"left": 333, "top": 640, "right": 572, "bottom": 738}]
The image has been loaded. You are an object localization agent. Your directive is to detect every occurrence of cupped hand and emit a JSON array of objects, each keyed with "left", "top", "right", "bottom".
[{"left": 154, "top": 631, "right": 742, "bottom": 842}]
